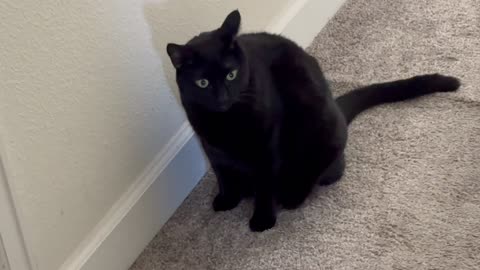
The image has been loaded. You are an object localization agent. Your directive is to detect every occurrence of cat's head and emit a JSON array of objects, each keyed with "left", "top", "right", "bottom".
[{"left": 166, "top": 10, "right": 249, "bottom": 112}]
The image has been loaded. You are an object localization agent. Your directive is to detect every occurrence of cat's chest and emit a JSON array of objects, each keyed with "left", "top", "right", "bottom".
[{"left": 191, "top": 108, "right": 268, "bottom": 157}]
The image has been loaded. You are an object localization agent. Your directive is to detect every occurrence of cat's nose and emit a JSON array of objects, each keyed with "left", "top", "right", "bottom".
[
  {"left": 218, "top": 91, "right": 232, "bottom": 110},
  {"left": 218, "top": 90, "right": 230, "bottom": 104}
]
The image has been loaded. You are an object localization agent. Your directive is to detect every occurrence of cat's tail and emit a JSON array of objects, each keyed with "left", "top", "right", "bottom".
[{"left": 335, "top": 73, "right": 460, "bottom": 124}]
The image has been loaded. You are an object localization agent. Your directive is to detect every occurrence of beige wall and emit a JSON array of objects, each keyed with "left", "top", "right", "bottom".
[{"left": 0, "top": 0, "right": 294, "bottom": 269}]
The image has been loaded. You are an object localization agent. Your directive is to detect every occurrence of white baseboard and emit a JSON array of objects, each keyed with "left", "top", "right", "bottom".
[
  {"left": 61, "top": 1, "right": 346, "bottom": 269},
  {"left": 59, "top": 123, "right": 205, "bottom": 270}
]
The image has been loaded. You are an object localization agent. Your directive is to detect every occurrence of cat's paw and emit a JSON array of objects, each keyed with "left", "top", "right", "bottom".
[
  {"left": 249, "top": 212, "right": 276, "bottom": 232},
  {"left": 212, "top": 193, "right": 241, "bottom": 211}
]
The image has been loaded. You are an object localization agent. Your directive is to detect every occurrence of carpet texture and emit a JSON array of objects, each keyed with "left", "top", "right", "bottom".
[{"left": 130, "top": 0, "right": 480, "bottom": 269}]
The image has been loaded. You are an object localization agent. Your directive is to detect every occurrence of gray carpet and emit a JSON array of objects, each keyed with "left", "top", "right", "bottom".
[{"left": 131, "top": 0, "right": 480, "bottom": 269}]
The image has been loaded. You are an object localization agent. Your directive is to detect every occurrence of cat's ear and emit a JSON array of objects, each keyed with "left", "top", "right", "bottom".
[
  {"left": 219, "top": 10, "right": 241, "bottom": 42},
  {"left": 166, "top": 43, "right": 187, "bottom": 69}
]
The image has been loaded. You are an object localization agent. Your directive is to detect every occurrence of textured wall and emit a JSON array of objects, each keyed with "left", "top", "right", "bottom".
[{"left": 0, "top": 0, "right": 293, "bottom": 270}]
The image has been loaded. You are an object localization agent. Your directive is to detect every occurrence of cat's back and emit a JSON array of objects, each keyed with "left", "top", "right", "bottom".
[
  {"left": 237, "top": 32, "right": 306, "bottom": 63},
  {"left": 237, "top": 32, "right": 322, "bottom": 82},
  {"left": 237, "top": 32, "right": 328, "bottom": 100}
]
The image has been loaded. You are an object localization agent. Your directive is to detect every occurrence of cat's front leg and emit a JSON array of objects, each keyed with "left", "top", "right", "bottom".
[
  {"left": 202, "top": 142, "right": 245, "bottom": 211},
  {"left": 211, "top": 165, "right": 244, "bottom": 212},
  {"left": 249, "top": 177, "right": 276, "bottom": 232}
]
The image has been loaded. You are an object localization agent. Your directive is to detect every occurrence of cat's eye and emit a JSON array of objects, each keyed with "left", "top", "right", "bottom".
[
  {"left": 195, "top": 79, "right": 209, "bottom": 88},
  {"left": 226, "top": 69, "right": 238, "bottom": 81}
]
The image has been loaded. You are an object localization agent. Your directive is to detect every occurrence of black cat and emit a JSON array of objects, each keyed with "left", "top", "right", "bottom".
[{"left": 166, "top": 10, "right": 460, "bottom": 232}]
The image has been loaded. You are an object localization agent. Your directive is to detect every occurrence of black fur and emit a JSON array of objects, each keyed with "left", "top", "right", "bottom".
[{"left": 167, "top": 10, "right": 460, "bottom": 232}]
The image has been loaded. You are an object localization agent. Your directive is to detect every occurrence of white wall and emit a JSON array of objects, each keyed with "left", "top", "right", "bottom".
[{"left": 0, "top": 1, "right": 295, "bottom": 270}]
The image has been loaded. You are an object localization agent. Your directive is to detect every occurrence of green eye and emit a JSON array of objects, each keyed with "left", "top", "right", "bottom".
[
  {"left": 195, "top": 79, "right": 209, "bottom": 88},
  {"left": 226, "top": 69, "right": 238, "bottom": 81}
]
